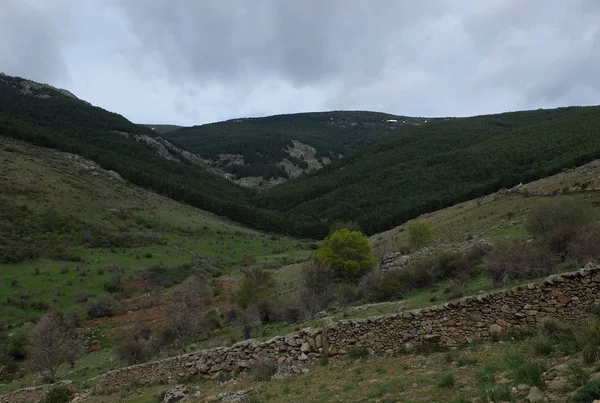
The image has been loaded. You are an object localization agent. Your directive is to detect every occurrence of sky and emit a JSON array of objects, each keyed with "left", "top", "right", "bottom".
[{"left": 1, "top": 0, "right": 599, "bottom": 126}]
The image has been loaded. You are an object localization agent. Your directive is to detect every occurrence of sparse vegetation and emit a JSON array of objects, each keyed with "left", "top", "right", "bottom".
[{"left": 406, "top": 220, "right": 434, "bottom": 250}]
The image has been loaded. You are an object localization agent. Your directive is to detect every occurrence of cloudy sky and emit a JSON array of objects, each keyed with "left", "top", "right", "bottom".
[{"left": 1, "top": 0, "right": 599, "bottom": 125}]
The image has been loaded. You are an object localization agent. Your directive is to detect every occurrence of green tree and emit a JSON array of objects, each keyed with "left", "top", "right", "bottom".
[
  {"left": 236, "top": 267, "right": 277, "bottom": 310},
  {"left": 406, "top": 220, "right": 434, "bottom": 250},
  {"left": 313, "top": 228, "right": 376, "bottom": 282}
]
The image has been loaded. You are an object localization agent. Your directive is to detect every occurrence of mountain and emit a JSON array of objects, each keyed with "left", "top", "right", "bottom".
[
  {"left": 0, "top": 73, "right": 323, "bottom": 237},
  {"left": 145, "top": 124, "right": 184, "bottom": 134},
  {"left": 254, "top": 106, "right": 600, "bottom": 234},
  {"left": 3, "top": 73, "right": 600, "bottom": 239},
  {"left": 163, "top": 111, "right": 432, "bottom": 189}
]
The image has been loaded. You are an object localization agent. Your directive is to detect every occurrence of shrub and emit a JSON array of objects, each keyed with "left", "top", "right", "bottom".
[
  {"left": 87, "top": 295, "right": 121, "bottom": 318},
  {"left": 527, "top": 198, "right": 593, "bottom": 237},
  {"left": 75, "top": 292, "right": 96, "bottom": 303},
  {"left": 530, "top": 332, "right": 554, "bottom": 356},
  {"left": 164, "top": 275, "right": 212, "bottom": 339},
  {"left": 237, "top": 309, "right": 262, "bottom": 340},
  {"left": 572, "top": 380, "right": 600, "bottom": 403},
  {"left": 115, "top": 330, "right": 158, "bottom": 365},
  {"left": 203, "top": 309, "right": 222, "bottom": 332},
  {"left": 512, "top": 360, "right": 547, "bottom": 388},
  {"left": 478, "top": 384, "right": 512, "bottom": 402},
  {"left": 7, "top": 327, "right": 29, "bottom": 360},
  {"left": 567, "top": 362, "right": 590, "bottom": 388},
  {"left": 359, "top": 270, "right": 405, "bottom": 303},
  {"left": 476, "top": 362, "right": 503, "bottom": 385},
  {"left": 577, "top": 316, "right": 600, "bottom": 364},
  {"left": 236, "top": 268, "right": 277, "bottom": 310},
  {"left": 41, "top": 384, "right": 74, "bottom": 403},
  {"left": 438, "top": 371, "right": 456, "bottom": 388},
  {"left": 61, "top": 306, "right": 87, "bottom": 328},
  {"left": 248, "top": 359, "right": 278, "bottom": 382},
  {"left": 406, "top": 220, "right": 434, "bottom": 250},
  {"left": 485, "top": 242, "right": 556, "bottom": 285}
]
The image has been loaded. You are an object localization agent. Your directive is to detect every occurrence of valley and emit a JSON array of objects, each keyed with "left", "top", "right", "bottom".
[{"left": 3, "top": 73, "right": 600, "bottom": 402}]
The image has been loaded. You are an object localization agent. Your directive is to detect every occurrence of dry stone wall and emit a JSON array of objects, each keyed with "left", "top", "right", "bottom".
[
  {"left": 93, "top": 263, "right": 600, "bottom": 390},
  {"left": 96, "top": 327, "right": 324, "bottom": 389},
  {"left": 0, "top": 381, "right": 74, "bottom": 403},
  {"left": 5, "top": 263, "right": 600, "bottom": 399},
  {"left": 327, "top": 263, "right": 600, "bottom": 353}
]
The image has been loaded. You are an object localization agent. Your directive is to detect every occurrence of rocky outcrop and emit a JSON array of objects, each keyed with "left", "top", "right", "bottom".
[
  {"left": 84, "top": 263, "right": 600, "bottom": 390},
  {"left": 60, "top": 152, "right": 123, "bottom": 181},
  {"left": 277, "top": 140, "right": 331, "bottom": 179}
]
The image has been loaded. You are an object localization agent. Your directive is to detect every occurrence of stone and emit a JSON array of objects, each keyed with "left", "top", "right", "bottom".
[
  {"left": 546, "top": 378, "right": 569, "bottom": 392},
  {"left": 489, "top": 324, "right": 503, "bottom": 337},
  {"left": 163, "top": 385, "right": 189, "bottom": 403},
  {"left": 589, "top": 372, "right": 600, "bottom": 382},
  {"left": 526, "top": 386, "right": 545, "bottom": 403},
  {"left": 315, "top": 334, "right": 322, "bottom": 349},
  {"left": 300, "top": 343, "right": 311, "bottom": 353}
]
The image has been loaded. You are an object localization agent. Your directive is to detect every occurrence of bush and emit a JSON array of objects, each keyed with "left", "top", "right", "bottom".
[
  {"left": 248, "top": 359, "right": 278, "bottom": 382},
  {"left": 61, "top": 306, "right": 87, "bottom": 328},
  {"left": 485, "top": 242, "right": 556, "bottom": 285},
  {"left": 359, "top": 270, "right": 405, "bottom": 303},
  {"left": 87, "top": 295, "right": 121, "bottom": 318},
  {"left": 406, "top": 220, "right": 434, "bottom": 250},
  {"left": 577, "top": 316, "right": 600, "bottom": 364},
  {"left": 527, "top": 198, "right": 593, "bottom": 237},
  {"left": 572, "top": 380, "right": 600, "bottom": 403},
  {"left": 41, "top": 384, "right": 74, "bottom": 403},
  {"left": 438, "top": 371, "right": 456, "bottom": 388},
  {"left": 478, "top": 384, "right": 512, "bottom": 402},
  {"left": 512, "top": 360, "right": 547, "bottom": 388},
  {"left": 236, "top": 268, "right": 277, "bottom": 310},
  {"left": 7, "top": 327, "right": 29, "bottom": 360},
  {"left": 115, "top": 329, "right": 158, "bottom": 365},
  {"left": 75, "top": 292, "right": 96, "bottom": 303}
]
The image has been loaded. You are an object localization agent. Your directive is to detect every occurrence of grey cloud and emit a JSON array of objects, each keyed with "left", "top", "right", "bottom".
[
  {"left": 0, "top": 0, "right": 73, "bottom": 83},
  {"left": 2, "top": 0, "right": 599, "bottom": 124}
]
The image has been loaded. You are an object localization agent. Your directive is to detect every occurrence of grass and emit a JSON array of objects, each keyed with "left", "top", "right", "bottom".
[
  {"left": 81, "top": 336, "right": 542, "bottom": 403},
  {"left": 0, "top": 137, "right": 311, "bottom": 324},
  {"left": 437, "top": 371, "right": 456, "bottom": 388}
]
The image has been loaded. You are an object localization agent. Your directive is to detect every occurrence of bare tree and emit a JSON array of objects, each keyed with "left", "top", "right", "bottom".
[
  {"left": 164, "top": 275, "right": 212, "bottom": 339},
  {"left": 27, "top": 314, "right": 83, "bottom": 382}
]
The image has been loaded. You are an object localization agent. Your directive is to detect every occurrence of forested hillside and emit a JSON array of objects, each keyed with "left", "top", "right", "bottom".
[
  {"left": 256, "top": 106, "right": 600, "bottom": 234},
  {"left": 164, "top": 111, "right": 427, "bottom": 181},
  {"left": 0, "top": 74, "right": 326, "bottom": 237},
  {"left": 3, "top": 73, "right": 600, "bottom": 238}
]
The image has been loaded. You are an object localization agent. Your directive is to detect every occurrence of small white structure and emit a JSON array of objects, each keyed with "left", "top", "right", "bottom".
[{"left": 386, "top": 119, "right": 397, "bottom": 123}]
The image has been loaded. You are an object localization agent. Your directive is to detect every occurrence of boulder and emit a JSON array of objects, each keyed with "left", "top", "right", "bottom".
[
  {"left": 163, "top": 385, "right": 189, "bottom": 403},
  {"left": 526, "top": 386, "right": 545, "bottom": 403}
]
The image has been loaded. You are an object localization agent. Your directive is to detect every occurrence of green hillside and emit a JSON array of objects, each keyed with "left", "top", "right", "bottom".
[
  {"left": 3, "top": 73, "right": 600, "bottom": 239},
  {"left": 0, "top": 136, "right": 310, "bottom": 324},
  {"left": 256, "top": 106, "right": 600, "bottom": 234},
  {"left": 165, "top": 111, "right": 428, "bottom": 180},
  {"left": 0, "top": 74, "right": 326, "bottom": 237}
]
